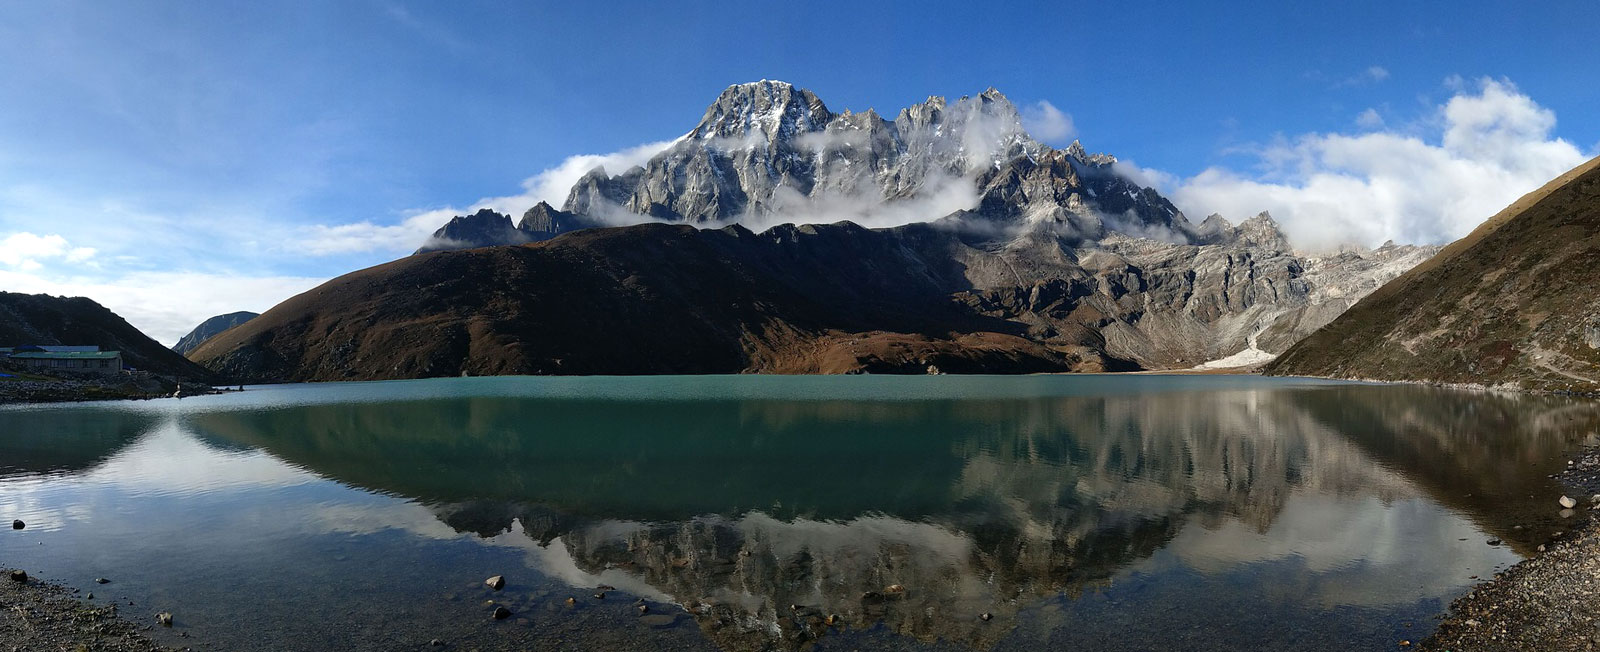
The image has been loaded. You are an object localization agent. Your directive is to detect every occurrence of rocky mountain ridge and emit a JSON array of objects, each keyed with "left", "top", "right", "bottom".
[
  {"left": 202, "top": 80, "right": 1448, "bottom": 380},
  {"left": 422, "top": 81, "right": 1192, "bottom": 253},
  {"left": 193, "top": 210, "right": 1437, "bottom": 380},
  {"left": 172, "top": 311, "right": 259, "bottom": 355}
]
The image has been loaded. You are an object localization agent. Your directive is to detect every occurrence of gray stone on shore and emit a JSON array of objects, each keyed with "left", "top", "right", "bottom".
[{"left": 9, "top": 569, "right": 26, "bottom": 583}]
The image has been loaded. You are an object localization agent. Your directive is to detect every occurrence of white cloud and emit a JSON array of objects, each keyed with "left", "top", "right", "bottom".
[
  {"left": 1110, "top": 159, "right": 1178, "bottom": 193},
  {"left": 1021, "top": 101, "right": 1075, "bottom": 143},
  {"left": 1355, "top": 108, "right": 1385, "bottom": 130},
  {"left": 297, "top": 139, "right": 676, "bottom": 256},
  {"left": 0, "top": 267, "right": 322, "bottom": 345},
  {"left": 0, "top": 232, "right": 97, "bottom": 270},
  {"left": 1335, "top": 65, "right": 1391, "bottom": 88},
  {"left": 1168, "top": 77, "right": 1590, "bottom": 250}
]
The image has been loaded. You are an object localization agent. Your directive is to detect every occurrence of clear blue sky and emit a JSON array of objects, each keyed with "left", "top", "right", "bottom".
[{"left": 0, "top": 1, "right": 1596, "bottom": 342}]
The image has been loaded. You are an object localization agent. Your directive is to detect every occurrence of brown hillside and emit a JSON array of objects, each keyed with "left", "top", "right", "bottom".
[
  {"left": 1266, "top": 155, "right": 1600, "bottom": 392},
  {"left": 189, "top": 222, "right": 1112, "bottom": 382}
]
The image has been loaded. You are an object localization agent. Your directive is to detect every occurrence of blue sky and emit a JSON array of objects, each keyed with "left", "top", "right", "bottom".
[{"left": 1, "top": 1, "right": 1596, "bottom": 342}]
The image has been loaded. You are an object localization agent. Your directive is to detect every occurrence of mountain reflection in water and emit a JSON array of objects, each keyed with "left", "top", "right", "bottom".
[{"left": 3, "top": 376, "right": 1597, "bottom": 651}]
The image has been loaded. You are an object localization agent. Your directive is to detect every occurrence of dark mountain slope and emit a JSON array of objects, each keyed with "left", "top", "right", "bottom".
[
  {"left": 1267, "top": 155, "right": 1600, "bottom": 392},
  {"left": 0, "top": 292, "right": 216, "bottom": 380},
  {"left": 190, "top": 222, "right": 1106, "bottom": 382},
  {"left": 173, "top": 311, "right": 258, "bottom": 355}
]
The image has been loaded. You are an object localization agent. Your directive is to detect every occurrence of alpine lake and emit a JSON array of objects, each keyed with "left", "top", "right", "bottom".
[{"left": 3, "top": 374, "right": 1598, "bottom": 651}]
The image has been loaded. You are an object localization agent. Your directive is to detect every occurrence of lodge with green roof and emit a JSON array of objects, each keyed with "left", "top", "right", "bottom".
[{"left": 1, "top": 346, "right": 124, "bottom": 374}]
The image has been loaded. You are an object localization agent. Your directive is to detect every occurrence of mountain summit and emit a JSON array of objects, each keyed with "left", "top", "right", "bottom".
[{"left": 423, "top": 81, "right": 1188, "bottom": 252}]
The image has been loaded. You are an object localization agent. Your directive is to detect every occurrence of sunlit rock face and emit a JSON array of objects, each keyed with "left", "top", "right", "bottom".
[{"left": 564, "top": 81, "right": 1182, "bottom": 237}]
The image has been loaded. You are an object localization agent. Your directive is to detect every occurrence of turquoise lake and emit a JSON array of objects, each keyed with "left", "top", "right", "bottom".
[{"left": 3, "top": 374, "right": 1598, "bottom": 651}]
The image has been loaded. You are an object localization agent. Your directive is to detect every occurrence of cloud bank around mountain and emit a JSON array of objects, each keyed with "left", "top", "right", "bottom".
[
  {"left": 1162, "top": 77, "right": 1591, "bottom": 250},
  {"left": 300, "top": 140, "right": 676, "bottom": 255},
  {"left": 313, "top": 77, "right": 1591, "bottom": 258}
]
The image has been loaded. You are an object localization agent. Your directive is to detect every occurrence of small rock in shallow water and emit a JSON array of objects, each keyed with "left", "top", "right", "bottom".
[
  {"left": 637, "top": 604, "right": 649, "bottom": 614},
  {"left": 430, "top": 639, "right": 444, "bottom": 647},
  {"left": 95, "top": 577, "right": 109, "bottom": 584},
  {"left": 11, "top": 520, "right": 22, "bottom": 530},
  {"left": 1560, "top": 495, "right": 1578, "bottom": 508},
  {"left": 564, "top": 597, "right": 576, "bottom": 607},
  {"left": 492, "top": 606, "right": 511, "bottom": 620},
  {"left": 980, "top": 612, "right": 993, "bottom": 621},
  {"left": 1487, "top": 539, "right": 1502, "bottom": 546},
  {"left": 156, "top": 612, "right": 173, "bottom": 627},
  {"left": 10, "top": 570, "right": 27, "bottom": 583},
  {"left": 485, "top": 575, "right": 505, "bottom": 591}
]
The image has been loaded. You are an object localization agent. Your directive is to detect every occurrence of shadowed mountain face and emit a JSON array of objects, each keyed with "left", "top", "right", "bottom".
[
  {"left": 173, "top": 311, "right": 258, "bottom": 355},
  {"left": 192, "top": 216, "right": 1435, "bottom": 382},
  {"left": 1267, "top": 156, "right": 1600, "bottom": 392},
  {"left": 414, "top": 204, "right": 606, "bottom": 255},
  {"left": 0, "top": 291, "right": 215, "bottom": 380},
  {"left": 170, "top": 378, "right": 1600, "bottom": 651}
]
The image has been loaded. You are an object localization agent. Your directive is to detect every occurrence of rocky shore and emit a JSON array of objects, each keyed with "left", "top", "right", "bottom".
[
  {"left": 1422, "top": 447, "right": 1600, "bottom": 651},
  {"left": 0, "top": 375, "right": 224, "bottom": 405},
  {"left": 1, "top": 566, "right": 176, "bottom": 652}
]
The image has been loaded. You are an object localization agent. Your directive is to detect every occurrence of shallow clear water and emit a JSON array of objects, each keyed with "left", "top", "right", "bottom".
[{"left": 2, "top": 375, "right": 1598, "bottom": 651}]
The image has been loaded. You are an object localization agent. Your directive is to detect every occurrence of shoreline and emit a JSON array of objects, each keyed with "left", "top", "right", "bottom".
[
  {"left": 0, "top": 376, "right": 230, "bottom": 405},
  {"left": 1420, "top": 445, "right": 1600, "bottom": 651},
  {"left": 1, "top": 565, "right": 177, "bottom": 651}
]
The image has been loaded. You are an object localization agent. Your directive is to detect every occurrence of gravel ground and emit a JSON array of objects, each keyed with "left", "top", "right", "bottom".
[
  {"left": 1422, "top": 447, "right": 1600, "bottom": 651},
  {"left": 0, "top": 377, "right": 223, "bottom": 404},
  {"left": 1, "top": 567, "right": 177, "bottom": 652}
]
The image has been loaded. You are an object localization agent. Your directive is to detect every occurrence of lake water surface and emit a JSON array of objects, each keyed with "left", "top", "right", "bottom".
[{"left": 3, "top": 375, "right": 1598, "bottom": 651}]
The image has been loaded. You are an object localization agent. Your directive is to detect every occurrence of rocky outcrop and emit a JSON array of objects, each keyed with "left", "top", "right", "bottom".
[
  {"left": 1266, "top": 155, "right": 1600, "bottom": 392},
  {"left": 415, "top": 204, "right": 606, "bottom": 254},
  {"left": 173, "top": 311, "right": 258, "bottom": 355},
  {"left": 414, "top": 208, "right": 529, "bottom": 254}
]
